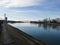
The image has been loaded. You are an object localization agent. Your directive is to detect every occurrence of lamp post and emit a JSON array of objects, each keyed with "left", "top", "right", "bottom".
[{"left": 4, "top": 13, "right": 7, "bottom": 23}]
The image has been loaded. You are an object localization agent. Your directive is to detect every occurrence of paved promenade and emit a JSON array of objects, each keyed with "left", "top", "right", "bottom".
[{"left": 0, "top": 23, "right": 47, "bottom": 45}]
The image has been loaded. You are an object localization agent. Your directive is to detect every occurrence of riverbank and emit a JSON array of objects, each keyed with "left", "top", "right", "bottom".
[
  {"left": 30, "top": 21, "right": 60, "bottom": 26},
  {"left": 4, "top": 23, "right": 47, "bottom": 45}
]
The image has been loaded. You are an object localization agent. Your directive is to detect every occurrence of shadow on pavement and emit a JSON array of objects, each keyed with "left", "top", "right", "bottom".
[{"left": 0, "top": 24, "right": 3, "bottom": 45}]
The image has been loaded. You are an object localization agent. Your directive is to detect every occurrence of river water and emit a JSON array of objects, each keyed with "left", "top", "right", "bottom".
[{"left": 9, "top": 23, "right": 60, "bottom": 45}]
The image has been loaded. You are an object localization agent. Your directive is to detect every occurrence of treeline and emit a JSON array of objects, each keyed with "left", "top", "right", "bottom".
[
  {"left": 7, "top": 21, "right": 24, "bottom": 23},
  {"left": 30, "top": 18, "right": 60, "bottom": 24}
]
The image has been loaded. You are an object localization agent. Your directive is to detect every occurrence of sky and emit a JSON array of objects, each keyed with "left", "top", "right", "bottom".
[{"left": 0, "top": 0, "right": 60, "bottom": 21}]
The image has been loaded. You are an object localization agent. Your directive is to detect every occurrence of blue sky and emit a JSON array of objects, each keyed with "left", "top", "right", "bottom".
[{"left": 0, "top": 0, "right": 60, "bottom": 21}]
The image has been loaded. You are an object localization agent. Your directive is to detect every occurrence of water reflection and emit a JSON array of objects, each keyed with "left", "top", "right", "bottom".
[
  {"left": 38, "top": 23, "right": 60, "bottom": 31},
  {"left": 9, "top": 23, "right": 60, "bottom": 45}
]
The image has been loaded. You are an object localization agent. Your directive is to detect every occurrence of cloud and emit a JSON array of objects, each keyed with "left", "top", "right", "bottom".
[{"left": 0, "top": 0, "right": 45, "bottom": 8}]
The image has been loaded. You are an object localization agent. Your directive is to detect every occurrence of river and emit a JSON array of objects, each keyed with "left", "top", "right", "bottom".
[{"left": 9, "top": 23, "right": 60, "bottom": 45}]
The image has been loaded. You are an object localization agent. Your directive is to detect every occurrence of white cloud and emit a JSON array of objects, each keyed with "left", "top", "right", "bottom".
[{"left": 0, "top": 0, "right": 45, "bottom": 8}]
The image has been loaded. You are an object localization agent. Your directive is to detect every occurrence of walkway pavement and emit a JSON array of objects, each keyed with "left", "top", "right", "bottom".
[{"left": 0, "top": 24, "right": 46, "bottom": 45}]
